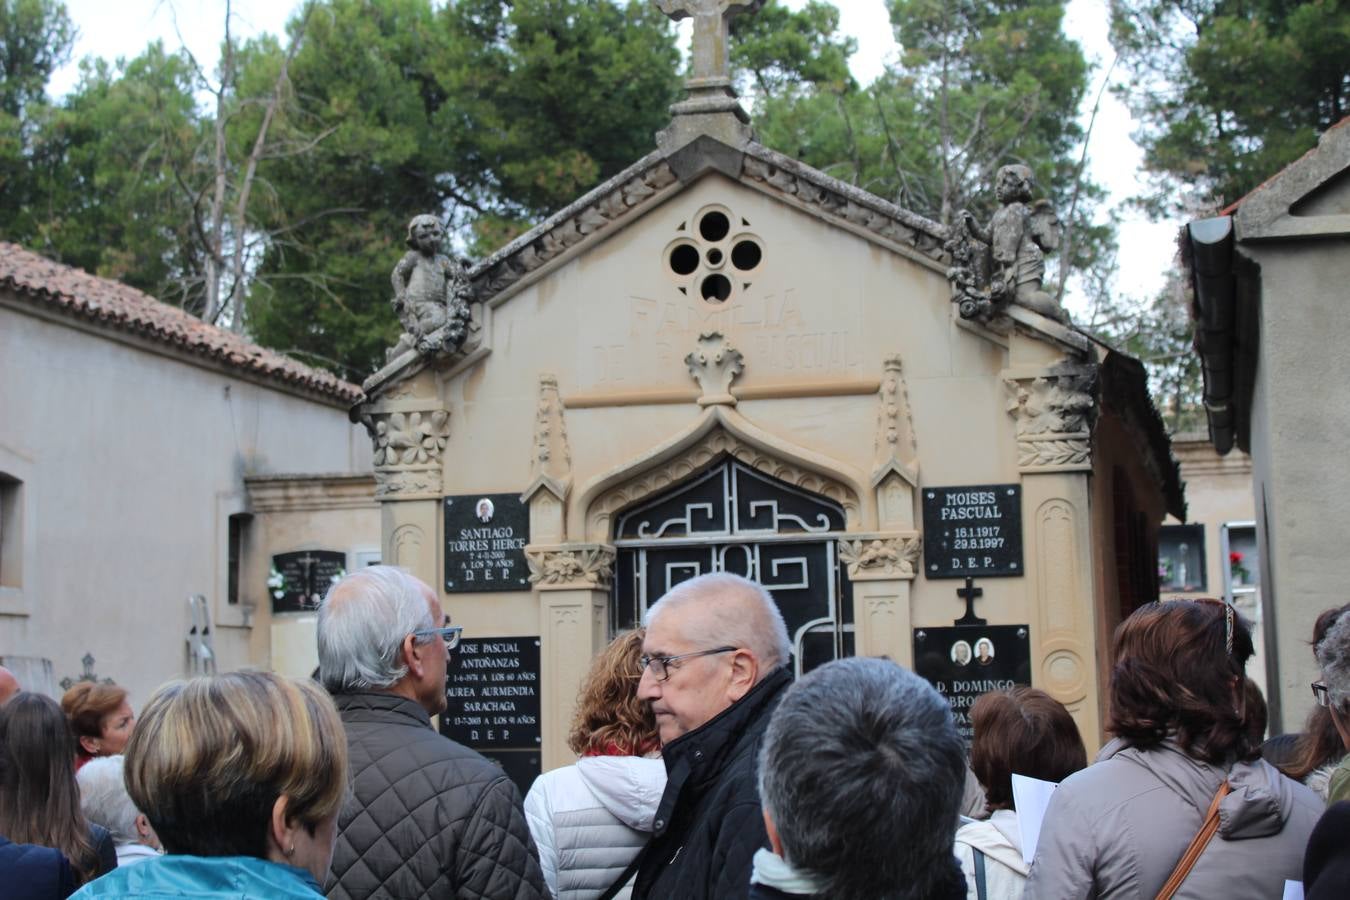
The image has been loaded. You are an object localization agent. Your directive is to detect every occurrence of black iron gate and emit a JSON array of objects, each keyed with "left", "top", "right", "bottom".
[{"left": 611, "top": 459, "right": 853, "bottom": 676}]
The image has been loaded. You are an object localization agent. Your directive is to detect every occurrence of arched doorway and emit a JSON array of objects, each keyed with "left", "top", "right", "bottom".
[{"left": 610, "top": 458, "right": 853, "bottom": 676}]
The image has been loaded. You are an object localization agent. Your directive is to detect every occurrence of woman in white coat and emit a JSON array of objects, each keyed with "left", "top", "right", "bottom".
[
  {"left": 954, "top": 686, "right": 1086, "bottom": 900},
  {"left": 525, "top": 630, "right": 665, "bottom": 900}
]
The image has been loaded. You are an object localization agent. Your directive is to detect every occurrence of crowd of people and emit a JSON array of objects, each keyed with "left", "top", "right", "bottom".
[{"left": 1, "top": 567, "right": 1349, "bottom": 899}]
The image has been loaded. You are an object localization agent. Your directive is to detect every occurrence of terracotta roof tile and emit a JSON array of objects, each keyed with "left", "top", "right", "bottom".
[{"left": 0, "top": 242, "right": 361, "bottom": 405}]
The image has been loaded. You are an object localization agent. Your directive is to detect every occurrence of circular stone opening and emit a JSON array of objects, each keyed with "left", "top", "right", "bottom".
[
  {"left": 699, "top": 211, "right": 731, "bottom": 242},
  {"left": 701, "top": 273, "right": 732, "bottom": 302},
  {"left": 731, "top": 240, "right": 762, "bottom": 270},
  {"left": 669, "top": 244, "right": 699, "bottom": 275},
  {"left": 707, "top": 248, "right": 724, "bottom": 265}
]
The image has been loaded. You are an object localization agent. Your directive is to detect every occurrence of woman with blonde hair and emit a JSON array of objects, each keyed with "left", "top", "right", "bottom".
[
  {"left": 60, "top": 683, "right": 135, "bottom": 771},
  {"left": 71, "top": 670, "right": 348, "bottom": 899},
  {"left": 525, "top": 630, "right": 666, "bottom": 899}
]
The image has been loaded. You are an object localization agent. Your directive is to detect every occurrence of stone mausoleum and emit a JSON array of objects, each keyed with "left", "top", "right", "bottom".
[{"left": 352, "top": 0, "right": 1181, "bottom": 784}]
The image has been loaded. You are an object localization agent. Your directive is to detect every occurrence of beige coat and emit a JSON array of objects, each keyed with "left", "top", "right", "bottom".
[{"left": 1025, "top": 738, "right": 1323, "bottom": 900}]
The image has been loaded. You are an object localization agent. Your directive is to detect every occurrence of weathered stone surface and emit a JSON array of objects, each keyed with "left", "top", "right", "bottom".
[{"left": 389, "top": 215, "right": 473, "bottom": 360}]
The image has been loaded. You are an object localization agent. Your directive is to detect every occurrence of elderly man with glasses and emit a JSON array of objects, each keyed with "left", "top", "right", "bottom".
[
  {"left": 624, "top": 572, "right": 793, "bottom": 900},
  {"left": 317, "top": 566, "right": 545, "bottom": 900},
  {"left": 1314, "top": 611, "right": 1350, "bottom": 806}
]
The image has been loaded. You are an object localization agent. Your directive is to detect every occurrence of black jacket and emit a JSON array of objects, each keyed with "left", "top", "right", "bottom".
[
  {"left": 326, "top": 691, "right": 546, "bottom": 900},
  {"left": 632, "top": 667, "right": 792, "bottom": 900}
]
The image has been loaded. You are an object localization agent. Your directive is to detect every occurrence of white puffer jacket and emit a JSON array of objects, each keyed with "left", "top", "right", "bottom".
[
  {"left": 954, "top": 809, "right": 1028, "bottom": 900},
  {"left": 524, "top": 756, "right": 667, "bottom": 900}
]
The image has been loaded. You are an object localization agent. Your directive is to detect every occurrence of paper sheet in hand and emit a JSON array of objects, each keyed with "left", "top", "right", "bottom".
[
  {"left": 1282, "top": 881, "right": 1304, "bottom": 900},
  {"left": 1011, "top": 773, "right": 1061, "bottom": 867}
]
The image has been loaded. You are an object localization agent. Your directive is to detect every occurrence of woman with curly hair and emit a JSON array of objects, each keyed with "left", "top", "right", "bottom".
[
  {"left": 1026, "top": 600, "right": 1323, "bottom": 899},
  {"left": 524, "top": 630, "right": 665, "bottom": 900}
]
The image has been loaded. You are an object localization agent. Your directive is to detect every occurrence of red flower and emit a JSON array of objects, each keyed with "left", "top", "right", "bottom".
[{"left": 1230, "top": 551, "right": 1244, "bottom": 565}]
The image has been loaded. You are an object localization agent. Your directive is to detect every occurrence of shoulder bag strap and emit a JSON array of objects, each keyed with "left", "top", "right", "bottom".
[
  {"left": 1154, "top": 780, "right": 1232, "bottom": 900},
  {"left": 598, "top": 847, "right": 647, "bottom": 900},
  {"left": 973, "top": 847, "right": 988, "bottom": 900}
]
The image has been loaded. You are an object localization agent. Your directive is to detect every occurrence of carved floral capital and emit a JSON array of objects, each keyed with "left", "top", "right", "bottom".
[
  {"left": 1004, "top": 369, "right": 1097, "bottom": 472},
  {"left": 685, "top": 332, "right": 744, "bottom": 407},
  {"left": 526, "top": 544, "right": 616, "bottom": 591},
  {"left": 838, "top": 533, "right": 921, "bottom": 580}
]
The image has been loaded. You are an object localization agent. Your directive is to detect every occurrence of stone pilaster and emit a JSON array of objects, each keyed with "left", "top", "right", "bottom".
[
  {"left": 526, "top": 543, "right": 615, "bottom": 770},
  {"left": 839, "top": 533, "right": 920, "bottom": 666}
]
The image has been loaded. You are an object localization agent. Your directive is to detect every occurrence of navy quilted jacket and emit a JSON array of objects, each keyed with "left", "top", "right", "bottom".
[{"left": 326, "top": 692, "right": 546, "bottom": 900}]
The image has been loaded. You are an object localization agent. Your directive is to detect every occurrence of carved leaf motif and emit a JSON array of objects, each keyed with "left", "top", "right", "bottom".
[{"left": 1017, "top": 439, "right": 1091, "bottom": 467}]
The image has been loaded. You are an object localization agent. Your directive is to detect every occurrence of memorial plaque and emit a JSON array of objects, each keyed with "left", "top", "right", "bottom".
[
  {"left": 269, "top": 550, "right": 346, "bottom": 614},
  {"left": 442, "top": 636, "right": 541, "bottom": 750},
  {"left": 444, "top": 493, "right": 530, "bottom": 593},
  {"left": 922, "top": 484, "right": 1022, "bottom": 578},
  {"left": 442, "top": 637, "right": 542, "bottom": 798},
  {"left": 913, "top": 624, "right": 1032, "bottom": 742}
]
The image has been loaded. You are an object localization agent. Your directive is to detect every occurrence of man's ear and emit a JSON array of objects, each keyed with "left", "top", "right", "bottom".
[
  {"left": 403, "top": 634, "right": 426, "bottom": 679},
  {"left": 762, "top": 807, "right": 784, "bottom": 857},
  {"left": 726, "top": 650, "right": 759, "bottom": 703}
]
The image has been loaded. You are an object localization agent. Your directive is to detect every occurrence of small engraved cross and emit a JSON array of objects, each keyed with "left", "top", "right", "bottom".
[
  {"left": 955, "top": 576, "right": 987, "bottom": 627},
  {"left": 656, "top": 0, "right": 764, "bottom": 83}
]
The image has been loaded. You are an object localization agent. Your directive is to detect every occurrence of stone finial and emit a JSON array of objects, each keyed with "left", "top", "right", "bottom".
[
  {"left": 524, "top": 373, "right": 572, "bottom": 503},
  {"left": 387, "top": 214, "right": 474, "bottom": 361},
  {"left": 946, "top": 165, "right": 1068, "bottom": 324},
  {"left": 872, "top": 354, "right": 919, "bottom": 487},
  {"left": 655, "top": 0, "right": 763, "bottom": 152},
  {"left": 685, "top": 332, "right": 744, "bottom": 406}
]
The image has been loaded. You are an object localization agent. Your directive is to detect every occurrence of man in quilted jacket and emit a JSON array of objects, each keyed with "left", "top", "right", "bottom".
[{"left": 318, "top": 566, "right": 546, "bottom": 900}]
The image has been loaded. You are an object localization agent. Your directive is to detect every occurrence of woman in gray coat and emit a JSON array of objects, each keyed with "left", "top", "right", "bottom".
[{"left": 1026, "top": 600, "right": 1323, "bottom": 899}]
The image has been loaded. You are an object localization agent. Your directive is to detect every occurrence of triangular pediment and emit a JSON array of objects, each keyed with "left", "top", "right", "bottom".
[{"left": 1235, "top": 116, "right": 1350, "bottom": 241}]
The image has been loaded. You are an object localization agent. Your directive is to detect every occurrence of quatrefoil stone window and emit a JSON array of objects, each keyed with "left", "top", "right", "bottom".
[{"left": 664, "top": 204, "right": 764, "bottom": 304}]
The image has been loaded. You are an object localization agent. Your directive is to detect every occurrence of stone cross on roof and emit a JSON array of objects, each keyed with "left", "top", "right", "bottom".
[
  {"left": 657, "top": 0, "right": 764, "bottom": 85},
  {"left": 654, "top": 0, "right": 764, "bottom": 152}
]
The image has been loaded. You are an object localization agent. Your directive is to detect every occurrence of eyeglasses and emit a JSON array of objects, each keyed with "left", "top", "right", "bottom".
[
  {"left": 640, "top": 646, "right": 738, "bottom": 682},
  {"left": 1312, "top": 681, "right": 1330, "bottom": 707},
  {"left": 413, "top": 624, "right": 463, "bottom": 651}
]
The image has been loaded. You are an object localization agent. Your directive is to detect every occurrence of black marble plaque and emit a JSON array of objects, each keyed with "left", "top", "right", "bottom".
[
  {"left": 442, "top": 636, "right": 541, "bottom": 750},
  {"left": 444, "top": 493, "right": 530, "bottom": 593},
  {"left": 913, "top": 624, "right": 1032, "bottom": 743},
  {"left": 921, "top": 484, "right": 1023, "bottom": 578},
  {"left": 269, "top": 550, "right": 346, "bottom": 614}
]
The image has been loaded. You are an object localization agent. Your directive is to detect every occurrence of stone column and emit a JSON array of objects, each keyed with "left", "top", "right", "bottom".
[
  {"left": 1004, "top": 367, "right": 1102, "bottom": 746},
  {"left": 526, "top": 543, "right": 615, "bottom": 771},
  {"left": 839, "top": 533, "right": 921, "bottom": 667}
]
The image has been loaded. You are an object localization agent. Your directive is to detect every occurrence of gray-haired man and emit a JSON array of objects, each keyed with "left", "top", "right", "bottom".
[
  {"left": 319, "top": 566, "right": 545, "bottom": 900},
  {"left": 630, "top": 572, "right": 795, "bottom": 899},
  {"left": 753, "top": 656, "right": 967, "bottom": 899}
]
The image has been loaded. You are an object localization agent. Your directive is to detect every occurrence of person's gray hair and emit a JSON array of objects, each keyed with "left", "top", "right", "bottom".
[
  {"left": 317, "top": 566, "right": 436, "bottom": 693},
  {"left": 76, "top": 755, "right": 141, "bottom": 845},
  {"left": 758, "top": 657, "right": 967, "bottom": 900},
  {"left": 1316, "top": 612, "right": 1350, "bottom": 714},
  {"left": 644, "top": 573, "right": 790, "bottom": 671}
]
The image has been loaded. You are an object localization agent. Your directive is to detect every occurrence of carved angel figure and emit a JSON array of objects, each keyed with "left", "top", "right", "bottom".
[
  {"left": 389, "top": 215, "right": 473, "bottom": 359},
  {"left": 947, "top": 165, "right": 1068, "bottom": 323}
]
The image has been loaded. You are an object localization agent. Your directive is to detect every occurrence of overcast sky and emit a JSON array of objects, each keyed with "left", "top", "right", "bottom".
[{"left": 52, "top": 0, "right": 1177, "bottom": 315}]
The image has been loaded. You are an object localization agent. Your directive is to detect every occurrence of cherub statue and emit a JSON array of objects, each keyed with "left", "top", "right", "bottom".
[
  {"left": 389, "top": 214, "right": 473, "bottom": 359},
  {"left": 947, "top": 165, "right": 1068, "bottom": 323}
]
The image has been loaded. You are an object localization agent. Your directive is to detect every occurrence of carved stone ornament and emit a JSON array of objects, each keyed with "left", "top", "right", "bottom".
[
  {"left": 686, "top": 332, "right": 744, "bottom": 407},
  {"left": 359, "top": 407, "right": 451, "bottom": 498},
  {"left": 946, "top": 165, "right": 1068, "bottom": 324},
  {"left": 527, "top": 374, "right": 572, "bottom": 500},
  {"left": 872, "top": 354, "right": 919, "bottom": 485},
  {"left": 838, "top": 534, "right": 922, "bottom": 580},
  {"left": 388, "top": 214, "right": 475, "bottom": 362},
  {"left": 742, "top": 151, "right": 946, "bottom": 264},
  {"left": 477, "top": 163, "right": 679, "bottom": 298},
  {"left": 526, "top": 544, "right": 616, "bottom": 591},
  {"left": 1005, "top": 367, "right": 1098, "bottom": 471}
]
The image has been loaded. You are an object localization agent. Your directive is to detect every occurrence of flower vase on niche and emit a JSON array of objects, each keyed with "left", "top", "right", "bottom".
[{"left": 1230, "top": 551, "right": 1249, "bottom": 587}]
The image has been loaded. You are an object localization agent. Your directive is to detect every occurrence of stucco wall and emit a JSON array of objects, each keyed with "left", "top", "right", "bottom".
[
  {"left": 0, "top": 301, "right": 368, "bottom": 707},
  {"left": 1242, "top": 241, "right": 1350, "bottom": 733}
]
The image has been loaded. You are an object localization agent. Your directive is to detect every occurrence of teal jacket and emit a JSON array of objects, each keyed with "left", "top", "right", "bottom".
[{"left": 72, "top": 855, "right": 323, "bottom": 899}]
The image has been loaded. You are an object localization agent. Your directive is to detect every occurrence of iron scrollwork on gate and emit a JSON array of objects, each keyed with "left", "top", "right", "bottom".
[{"left": 611, "top": 459, "right": 853, "bottom": 676}]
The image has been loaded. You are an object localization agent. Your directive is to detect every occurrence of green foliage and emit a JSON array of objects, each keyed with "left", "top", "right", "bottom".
[
  {"left": 1110, "top": 0, "right": 1350, "bottom": 215},
  {"left": 730, "top": 0, "right": 857, "bottom": 99}
]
